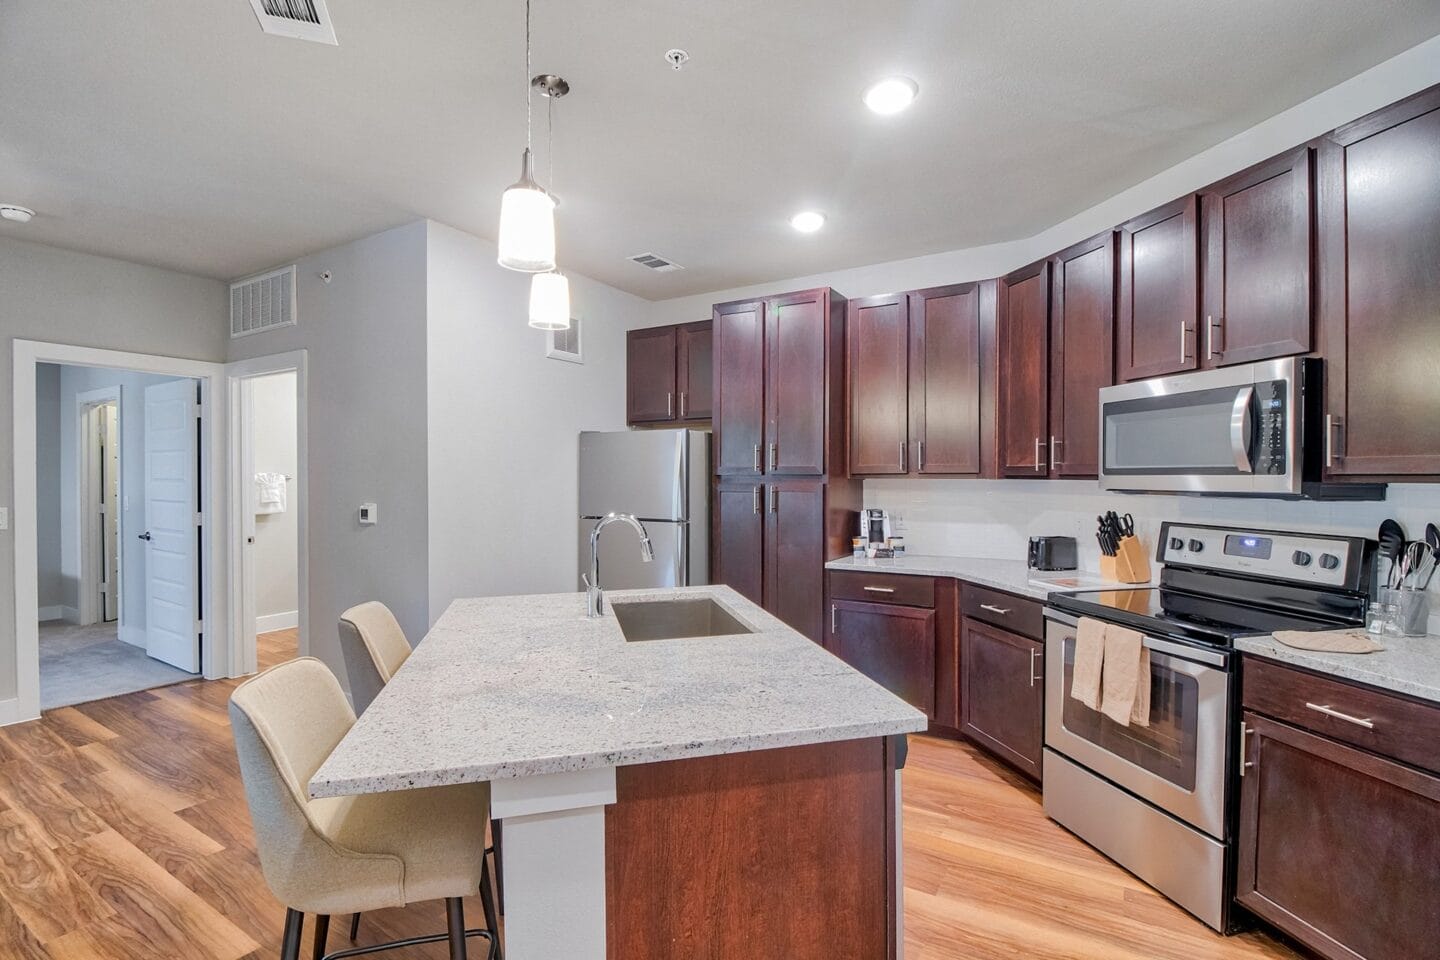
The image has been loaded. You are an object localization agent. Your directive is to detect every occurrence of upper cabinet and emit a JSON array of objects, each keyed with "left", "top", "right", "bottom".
[
  {"left": 1049, "top": 232, "right": 1116, "bottom": 478},
  {"left": 714, "top": 288, "right": 847, "bottom": 478},
  {"left": 625, "top": 320, "right": 712, "bottom": 425},
  {"left": 1319, "top": 87, "right": 1440, "bottom": 479},
  {"left": 997, "top": 260, "right": 1052, "bottom": 477},
  {"left": 846, "top": 283, "right": 986, "bottom": 477},
  {"left": 1117, "top": 195, "right": 1201, "bottom": 381},
  {"left": 1200, "top": 148, "right": 1314, "bottom": 367}
]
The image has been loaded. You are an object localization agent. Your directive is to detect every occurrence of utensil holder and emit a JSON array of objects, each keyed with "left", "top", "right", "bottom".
[
  {"left": 1393, "top": 589, "right": 1430, "bottom": 637},
  {"left": 1100, "top": 536, "right": 1152, "bottom": 584}
]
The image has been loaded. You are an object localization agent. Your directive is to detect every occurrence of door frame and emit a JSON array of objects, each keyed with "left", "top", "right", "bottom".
[
  {"left": 10, "top": 340, "right": 228, "bottom": 726},
  {"left": 75, "top": 385, "right": 122, "bottom": 629},
  {"left": 226, "top": 350, "right": 309, "bottom": 675}
]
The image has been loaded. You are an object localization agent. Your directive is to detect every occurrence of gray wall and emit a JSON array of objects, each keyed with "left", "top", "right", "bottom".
[
  {"left": 226, "top": 221, "right": 430, "bottom": 689},
  {"left": 34, "top": 364, "right": 62, "bottom": 612},
  {"left": 249, "top": 371, "right": 298, "bottom": 622},
  {"left": 0, "top": 235, "right": 226, "bottom": 702}
]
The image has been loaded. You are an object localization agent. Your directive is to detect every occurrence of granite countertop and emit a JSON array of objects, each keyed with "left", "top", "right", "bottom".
[
  {"left": 825, "top": 554, "right": 1145, "bottom": 601},
  {"left": 1236, "top": 632, "right": 1440, "bottom": 705},
  {"left": 310, "top": 585, "right": 927, "bottom": 798}
]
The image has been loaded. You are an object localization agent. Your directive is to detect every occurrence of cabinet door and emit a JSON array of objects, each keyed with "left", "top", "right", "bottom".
[
  {"left": 1049, "top": 233, "right": 1115, "bottom": 478},
  {"left": 910, "top": 283, "right": 982, "bottom": 475},
  {"left": 713, "top": 480, "right": 765, "bottom": 606},
  {"left": 677, "top": 320, "right": 713, "bottom": 421},
  {"left": 1118, "top": 195, "right": 1200, "bottom": 381},
  {"left": 997, "top": 261, "right": 1051, "bottom": 477},
  {"left": 830, "top": 600, "right": 936, "bottom": 718},
  {"left": 1319, "top": 89, "right": 1440, "bottom": 478},
  {"left": 960, "top": 618, "right": 1044, "bottom": 781},
  {"left": 766, "top": 291, "right": 828, "bottom": 476},
  {"left": 1201, "top": 147, "right": 1313, "bottom": 367},
  {"left": 1236, "top": 712, "right": 1440, "bottom": 960},
  {"left": 847, "top": 294, "right": 909, "bottom": 476},
  {"left": 626, "top": 326, "right": 678, "bottom": 424},
  {"left": 763, "top": 480, "right": 825, "bottom": 641},
  {"left": 714, "top": 300, "right": 766, "bottom": 475}
]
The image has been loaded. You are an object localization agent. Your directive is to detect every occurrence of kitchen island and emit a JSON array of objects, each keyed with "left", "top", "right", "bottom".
[{"left": 311, "top": 585, "right": 927, "bottom": 960}]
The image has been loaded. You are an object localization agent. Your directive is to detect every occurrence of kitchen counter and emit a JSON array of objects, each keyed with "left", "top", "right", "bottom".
[
  {"left": 1236, "top": 632, "right": 1440, "bottom": 705},
  {"left": 311, "top": 584, "right": 926, "bottom": 797},
  {"left": 826, "top": 553, "right": 1143, "bottom": 602}
]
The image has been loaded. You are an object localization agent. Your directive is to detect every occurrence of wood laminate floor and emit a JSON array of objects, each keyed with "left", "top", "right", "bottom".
[{"left": 0, "top": 630, "right": 1303, "bottom": 960}]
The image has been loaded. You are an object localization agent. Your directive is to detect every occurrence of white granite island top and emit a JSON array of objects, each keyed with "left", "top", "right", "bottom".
[
  {"left": 1236, "top": 632, "right": 1440, "bottom": 705},
  {"left": 310, "top": 585, "right": 927, "bottom": 798}
]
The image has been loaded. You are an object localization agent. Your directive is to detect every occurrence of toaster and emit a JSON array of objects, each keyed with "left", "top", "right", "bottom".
[{"left": 1028, "top": 536, "right": 1078, "bottom": 571}]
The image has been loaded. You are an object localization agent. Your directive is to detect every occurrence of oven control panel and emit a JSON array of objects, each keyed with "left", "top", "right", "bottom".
[{"left": 1158, "top": 523, "right": 1365, "bottom": 590}]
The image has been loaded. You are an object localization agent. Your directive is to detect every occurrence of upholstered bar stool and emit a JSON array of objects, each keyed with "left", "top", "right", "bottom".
[
  {"left": 337, "top": 601, "right": 413, "bottom": 715},
  {"left": 230, "top": 658, "right": 499, "bottom": 960}
]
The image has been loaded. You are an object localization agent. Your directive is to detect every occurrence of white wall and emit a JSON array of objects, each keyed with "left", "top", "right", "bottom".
[
  {"left": 225, "top": 221, "right": 430, "bottom": 686},
  {"left": 249, "top": 371, "right": 298, "bottom": 627},
  {"left": 34, "top": 364, "right": 62, "bottom": 614},
  {"left": 647, "top": 33, "right": 1440, "bottom": 323},
  {"left": 0, "top": 236, "right": 226, "bottom": 702},
  {"left": 424, "top": 221, "right": 642, "bottom": 623}
]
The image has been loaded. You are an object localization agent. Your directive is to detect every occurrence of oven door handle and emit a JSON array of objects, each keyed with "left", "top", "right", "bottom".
[{"left": 1229, "top": 386, "right": 1255, "bottom": 474}]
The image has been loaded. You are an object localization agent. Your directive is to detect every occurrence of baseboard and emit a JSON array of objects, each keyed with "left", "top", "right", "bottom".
[
  {"left": 58, "top": 605, "right": 80, "bottom": 624},
  {"left": 118, "top": 625, "right": 146, "bottom": 648},
  {"left": 37, "top": 605, "right": 63, "bottom": 622},
  {"left": 257, "top": 610, "right": 299, "bottom": 633},
  {"left": 0, "top": 697, "right": 37, "bottom": 728}
]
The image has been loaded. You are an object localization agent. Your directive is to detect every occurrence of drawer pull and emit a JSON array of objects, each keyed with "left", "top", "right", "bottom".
[
  {"left": 1305, "top": 702, "right": 1375, "bottom": 729},
  {"left": 863, "top": 586, "right": 896, "bottom": 594},
  {"left": 1029, "top": 648, "right": 1041, "bottom": 688},
  {"left": 1239, "top": 721, "right": 1253, "bottom": 776},
  {"left": 980, "top": 604, "right": 1011, "bottom": 615}
]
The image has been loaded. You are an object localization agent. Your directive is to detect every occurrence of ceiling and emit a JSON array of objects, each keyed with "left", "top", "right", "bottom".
[{"left": 3, "top": 2, "right": 1439, "bottom": 301}]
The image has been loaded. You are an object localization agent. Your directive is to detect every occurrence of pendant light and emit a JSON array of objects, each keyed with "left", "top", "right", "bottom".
[
  {"left": 497, "top": 0, "right": 556, "bottom": 272},
  {"left": 529, "top": 74, "right": 571, "bottom": 330}
]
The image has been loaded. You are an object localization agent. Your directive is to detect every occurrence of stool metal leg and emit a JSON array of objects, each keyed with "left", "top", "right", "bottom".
[
  {"left": 480, "top": 851, "right": 502, "bottom": 960},
  {"left": 313, "top": 914, "right": 330, "bottom": 960},
  {"left": 445, "top": 898, "right": 468, "bottom": 960},
  {"left": 349, "top": 914, "right": 361, "bottom": 942},
  {"left": 281, "top": 908, "right": 305, "bottom": 960}
]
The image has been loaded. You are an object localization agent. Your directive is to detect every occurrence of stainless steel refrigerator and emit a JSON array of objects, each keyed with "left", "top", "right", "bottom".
[{"left": 578, "top": 429, "right": 710, "bottom": 589}]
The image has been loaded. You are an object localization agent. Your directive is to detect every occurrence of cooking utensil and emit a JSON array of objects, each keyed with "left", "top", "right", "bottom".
[
  {"left": 1422, "top": 523, "right": 1440, "bottom": 591},
  {"left": 1377, "top": 519, "right": 1405, "bottom": 588}
]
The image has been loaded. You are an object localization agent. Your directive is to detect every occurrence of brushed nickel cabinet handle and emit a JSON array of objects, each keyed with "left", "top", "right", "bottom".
[
  {"left": 679, "top": 391, "right": 687, "bottom": 418},
  {"left": 1180, "top": 320, "right": 1190, "bottom": 362},
  {"left": 769, "top": 484, "right": 778, "bottom": 514},
  {"left": 980, "top": 603, "right": 1011, "bottom": 616},
  {"left": 768, "top": 442, "right": 778, "bottom": 472},
  {"left": 831, "top": 603, "right": 838, "bottom": 633},
  {"left": 1029, "top": 648, "right": 1041, "bottom": 687},
  {"left": 752, "top": 485, "right": 761, "bottom": 515},
  {"left": 863, "top": 586, "right": 896, "bottom": 594},
  {"left": 1325, "top": 415, "right": 1344, "bottom": 466},
  {"left": 1207, "top": 315, "right": 1223, "bottom": 360},
  {"left": 753, "top": 444, "right": 761, "bottom": 472},
  {"left": 1050, "top": 435, "right": 1061, "bottom": 468},
  {"left": 1305, "top": 702, "right": 1374, "bottom": 729},
  {"left": 900, "top": 442, "right": 907, "bottom": 472},
  {"left": 1239, "top": 721, "right": 1253, "bottom": 776},
  {"left": 1034, "top": 437, "right": 1044, "bottom": 472},
  {"left": 917, "top": 440, "right": 925, "bottom": 471},
  {"left": 667, "top": 392, "right": 673, "bottom": 418}
]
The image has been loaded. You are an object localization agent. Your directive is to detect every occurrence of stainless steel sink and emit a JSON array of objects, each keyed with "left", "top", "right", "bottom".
[{"left": 609, "top": 597, "right": 754, "bottom": 642}]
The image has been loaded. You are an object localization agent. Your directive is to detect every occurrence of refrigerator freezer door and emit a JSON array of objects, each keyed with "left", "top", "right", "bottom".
[
  {"left": 579, "top": 430, "right": 688, "bottom": 521},
  {"left": 578, "top": 519, "right": 687, "bottom": 590}
]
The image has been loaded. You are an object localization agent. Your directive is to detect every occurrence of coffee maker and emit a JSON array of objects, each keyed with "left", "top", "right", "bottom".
[{"left": 860, "top": 509, "right": 892, "bottom": 547}]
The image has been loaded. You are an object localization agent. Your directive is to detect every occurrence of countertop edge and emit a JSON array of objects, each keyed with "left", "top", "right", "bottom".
[{"left": 1235, "top": 636, "right": 1440, "bottom": 706}]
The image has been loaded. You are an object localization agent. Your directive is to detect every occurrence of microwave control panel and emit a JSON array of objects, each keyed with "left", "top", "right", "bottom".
[{"left": 1253, "top": 379, "right": 1288, "bottom": 476}]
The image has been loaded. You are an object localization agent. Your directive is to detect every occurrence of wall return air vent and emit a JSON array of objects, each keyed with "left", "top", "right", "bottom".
[
  {"left": 628, "top": 252, "right": 684, "bottom": 273},
  {"left": 247, "top": 0, "right": 338, "bottom": 45},
  {"left": 230, "top": 266, "right": 297, "bottom": 339}
]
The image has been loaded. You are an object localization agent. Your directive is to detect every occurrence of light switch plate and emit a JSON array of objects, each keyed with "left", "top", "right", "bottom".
[{"left": 358, "top": 503, "right": 377, "bottom": 526}]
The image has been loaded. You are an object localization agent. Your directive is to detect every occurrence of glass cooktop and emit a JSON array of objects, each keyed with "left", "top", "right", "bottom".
[{"left": 1048, "top": 586, "right": 1349, "bottom": 647}]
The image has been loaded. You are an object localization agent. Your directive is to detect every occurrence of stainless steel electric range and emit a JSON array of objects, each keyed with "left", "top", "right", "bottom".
[{"left": 1042, "top": 522, "right": 1374, "bottom": 932}]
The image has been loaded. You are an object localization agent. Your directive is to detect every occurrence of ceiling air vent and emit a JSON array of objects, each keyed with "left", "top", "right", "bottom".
[
  {"left": 230, "top": 266, "right": 297, "bottom": 339},
  {"left": 628, "top": 252, "right": 684, "bottom": 273},
  {"left": 247, "top": 0, "right": 338, "bottom": 45}
]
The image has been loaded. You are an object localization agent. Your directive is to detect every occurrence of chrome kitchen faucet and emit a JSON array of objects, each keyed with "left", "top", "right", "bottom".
[{"left": 585, "top": 512, "right": 654, "bottom": 618}]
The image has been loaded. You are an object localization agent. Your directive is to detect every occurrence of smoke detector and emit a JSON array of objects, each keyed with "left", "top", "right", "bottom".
[
  {"left": 664, "top": 49, "right": 690, "bottom": 70},
  {"left": 247, "top": 0, "right": 338, "bottom": 45},
  {"left": 0, "top": 205, "right": 35, "bottom": 224}
]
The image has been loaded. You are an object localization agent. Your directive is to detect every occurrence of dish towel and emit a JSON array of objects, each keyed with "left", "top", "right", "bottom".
[
  {"left": 1071, "top": 617, "right": 1107, "bottom": 710},
  {"left": 255, "top": 472, "right": 287, "bottom": 515},
  {"left": 1101, "top": 624, "right": 1150, "bottom": 728},
  {"left": 1271, "top": 629, "right": 1385, "bottom": 654}
]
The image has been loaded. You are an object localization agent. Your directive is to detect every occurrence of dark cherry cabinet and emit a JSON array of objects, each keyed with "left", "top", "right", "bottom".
[
  {"left": 764, "top": 480, "right": 827, "bottom": 641},
  {"left": 1200, "top": 148, "right": 1314, "bottom": 367},
  {"left": 830, "top": 600, "right": 937, "bottom": 718},
  {"left": 1319, "top": 86, "right": 1440, "bottom": 479},
  {"left": 997, "top": 260, "right": 1052, "bottom": 477},
  {"left": 1118, "top": 195, "right": 1200, "bottom": 381},
  {"left": 714, "top": 299, "right": 767, "bottom": 473},
  {"left": 847, "top": 294, "right": 909, "bottom": 475},
  {"left": 766, "top": 290, "right": 834, "bottom": 476},
  {"left": 626, "top": 326, "right": 678, "bottom": 423},
  {"left": 960, "top": 616, "right": 1044, "bottom": 781},
  {"left": 713, "top": 480, "right": 764, "bottom": 606},
  {"left": 1048, "top": 233, "right": 1116, "bottom": 478},
  {"left": 677, "top": 320, "right": 713, "bottom": 421},
  {"left": 909, "top": 283, "right": 984, "bottom": 476}
]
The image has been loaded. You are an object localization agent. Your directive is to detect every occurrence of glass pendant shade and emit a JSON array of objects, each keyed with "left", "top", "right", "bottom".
[
  {"left": 497, "top": 148, "right": 556, "bottom": 273},
  {"left": 528, "top": 270, "right": 571, "bottom": 330}
]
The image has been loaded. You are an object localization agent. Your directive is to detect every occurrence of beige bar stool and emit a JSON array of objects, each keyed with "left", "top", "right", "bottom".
[
  {"left": 337, "top": 601, "right": 413, "bottom": 716},
  {"left": 230, "top": 657, "right": 499, "bottom": 960}
]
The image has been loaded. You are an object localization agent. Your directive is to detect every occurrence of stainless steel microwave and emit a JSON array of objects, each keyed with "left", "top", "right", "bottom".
[{"left": 1098, "top": 358, "right": 1384, "bottom": 500}]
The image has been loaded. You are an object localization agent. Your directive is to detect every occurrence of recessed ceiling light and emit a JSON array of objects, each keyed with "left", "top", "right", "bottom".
[
  {"left": 0, "top": 204, "right": 35, "bottom": 224},
  {"left": 790, "top": 211, "right": 826, "bottom": 233},
  {"left": 863, "top": 77, "right": 918, "bottom": 115}
]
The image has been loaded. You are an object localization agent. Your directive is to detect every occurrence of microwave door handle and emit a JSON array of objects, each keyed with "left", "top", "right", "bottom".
[{"left": 1230, "top": 386, "right": 1255, "bottom": 474}]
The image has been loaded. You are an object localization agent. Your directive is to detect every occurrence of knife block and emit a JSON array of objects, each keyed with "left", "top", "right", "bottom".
[{"left": 1101, "top": 536, "right": 1152, "bottom": 584}]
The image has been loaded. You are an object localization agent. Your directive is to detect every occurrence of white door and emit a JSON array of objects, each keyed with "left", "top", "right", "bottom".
[
  {"left": 143, "top": 379, "right": 200, "bottom": 672},
  {"left": 99, "top": 403, "right": 120, "bottom": 622}
]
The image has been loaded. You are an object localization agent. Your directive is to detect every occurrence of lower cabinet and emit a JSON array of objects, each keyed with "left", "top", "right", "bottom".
[
  {"left": 831, "top": 600, "right": 937, "bottom": 719},
  {"left": 959, "top": 617, "right": 1044, "bottom": 781}
]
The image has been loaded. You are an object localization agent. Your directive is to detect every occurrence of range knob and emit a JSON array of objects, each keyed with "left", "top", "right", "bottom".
[
  {"left": 1292, "top": 550, "right": 1312, "bottom": 567},
  {"left": 1319, "top": 553, "right": 1341, "bottom": 570},
  {"left": 1169, "top": 537, "right": 1185, "bottom": 551},
  {"left": 1188, "top": 539, "right": 1205, "bottom": 553}
]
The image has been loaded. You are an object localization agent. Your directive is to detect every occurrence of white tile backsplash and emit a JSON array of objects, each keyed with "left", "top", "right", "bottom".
[{"left": 866, "top": 478, "right": 1440, "bottom": 632}]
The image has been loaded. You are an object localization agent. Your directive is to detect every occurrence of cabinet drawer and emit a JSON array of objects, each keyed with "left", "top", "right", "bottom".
[
  {"left": 829, "top": 570, "right": 935, "bottom": 608},
  {"left": 961, "top": 585, "right": 1043, "bottom": 641},
  {"left": 1243, "top": 656, "right": 1440, "bottom": 775}
]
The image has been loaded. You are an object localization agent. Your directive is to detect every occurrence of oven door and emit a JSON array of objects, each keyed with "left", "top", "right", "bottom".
[
  {"left": 1098, "top": 358, "right": 1299, "bottom": 495},
  {"left": 1044, "top": 613, "right": 1230, "bottom": 839}
]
